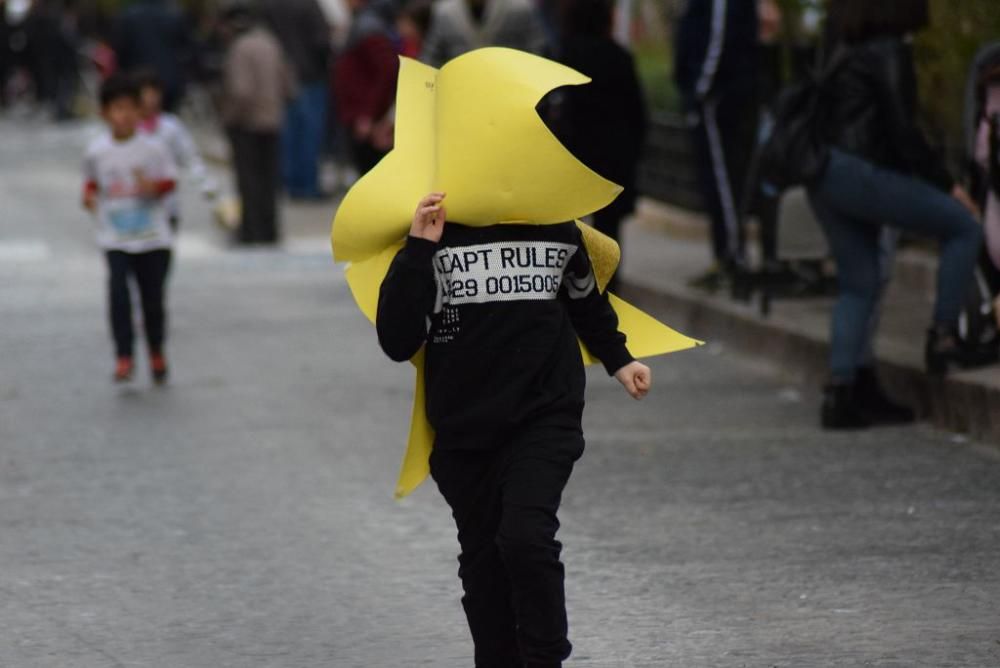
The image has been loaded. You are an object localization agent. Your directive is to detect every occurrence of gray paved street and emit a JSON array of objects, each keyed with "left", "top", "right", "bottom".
[{"left": 2, "top": 119, "right": 1000, "bottom": 667}]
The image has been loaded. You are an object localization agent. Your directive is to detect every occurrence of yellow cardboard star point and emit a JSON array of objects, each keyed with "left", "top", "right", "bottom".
[{"left": 331, "top": 48, "right": 702, "bottom": 498}]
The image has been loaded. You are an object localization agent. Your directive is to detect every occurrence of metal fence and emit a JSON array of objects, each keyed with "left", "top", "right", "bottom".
[{"left": 636, "top": 113, "right": 704, "bottom": 212}]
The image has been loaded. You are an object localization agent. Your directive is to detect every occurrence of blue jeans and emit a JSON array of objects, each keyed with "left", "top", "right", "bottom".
[
  {"left": 282, "top": 82, "right": 327, "bottom": 197},
  {"left": 808, "top": 149, "right": 982, "bottom": 381}
]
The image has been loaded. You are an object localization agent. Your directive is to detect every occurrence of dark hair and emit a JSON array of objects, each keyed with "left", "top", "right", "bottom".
[
  {"left": 560, "top": 0, "right": 613, "bottom": 37},
  {"left": 132, "top": 67, "right": 163, "bottom": 93},
  {"left": 399, "top": 0, "right": 433, "bottom": 37},
  {"left": 99, "top": 73, "right": 140, "bottom": 108},
  {"left": 827, "top": 0, "right": 929, "bottom": 43}
]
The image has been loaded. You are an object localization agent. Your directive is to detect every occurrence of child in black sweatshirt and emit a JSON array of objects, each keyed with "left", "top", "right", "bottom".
[{"left": 376, "top": 192, "right": 651, "bottom": 668}]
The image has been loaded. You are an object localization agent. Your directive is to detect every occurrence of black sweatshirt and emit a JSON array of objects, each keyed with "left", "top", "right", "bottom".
[{"left": 376, "top": 221, "right": 634, "bottom": 450}]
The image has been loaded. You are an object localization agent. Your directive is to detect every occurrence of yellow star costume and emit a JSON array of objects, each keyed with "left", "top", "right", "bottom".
[{"left": 331, "top": 48, "right": 702, "bottom": 498}]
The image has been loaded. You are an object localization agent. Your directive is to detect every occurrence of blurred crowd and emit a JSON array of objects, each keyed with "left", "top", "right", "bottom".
[{"left": 3, "top": 0, "right": 1000, "bottom": 430}]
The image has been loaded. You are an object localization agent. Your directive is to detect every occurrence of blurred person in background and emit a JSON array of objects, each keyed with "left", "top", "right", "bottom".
[
  {"left": 397, "top": 0, "right": 432, "bottom": 58},
  {"left": 219, "top": 1, "right": 295, "bottom": 244},
  {"left": 420, "top": 0, "right": 547, "bottom": 67},
  {"left": 333, "top": 0, "right": 399, "bottom": 175},
  {"left": 552, "top": 0, "right": 645, "bottom": 291},
  {"left": 135, "top": 69, "right": 218, "bottom": 231},
  {"left": 112, "top": 0, "right": 191, "bottom": 111},
  {"left": 809, "top": 0, "right": 986, "bottom": 429},
  {"left": 260, "top": 0, "right": 331, "bottom": 200},
  {"left": 673, "top": 0, "right": 759, "bottom": 291},
  {"left": 82, "top": 73, "right": 178, "bottom": 384},
  {"left": 50, "top": 0, "right": 81, "bottom": 120}
]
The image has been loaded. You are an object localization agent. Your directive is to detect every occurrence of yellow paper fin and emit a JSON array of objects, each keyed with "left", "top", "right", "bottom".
[
  {"left": 331, "top": 58, "right": 436, "bottom": 263},
  {"left": 436, "top": 49, "right": 622, "bottom": 224},
  {"left": 607, "top": 293, "right": 703, "bottom": 358},
  {"left": 575, "top": 220, "right": 620, "bottom": 293},
  {"left": 396, "top": 349, "right": 435, "bottom": 499}
]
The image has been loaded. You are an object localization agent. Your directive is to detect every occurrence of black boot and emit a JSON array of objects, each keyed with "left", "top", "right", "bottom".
[
  {"left": 853, "top": 366, "right": 916, "bottom": 425},
  {"left": 925, "top": 324, "right": 999, "bottom": 375},
  {"left": 821, "top": 382, "right": 873, "bottom": 430}
]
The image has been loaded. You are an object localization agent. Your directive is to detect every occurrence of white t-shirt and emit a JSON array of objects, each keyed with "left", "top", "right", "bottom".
[
  {"left": 83, "top": 132, "right": 178, "bottom": 253},
  {"left": 140, "top": 113, "right": 216, "bottom": 219}
]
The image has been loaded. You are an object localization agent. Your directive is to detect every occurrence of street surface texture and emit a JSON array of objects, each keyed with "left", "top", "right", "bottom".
[{"left": 1, "top": 119, "right": 999, "bottom": 668}]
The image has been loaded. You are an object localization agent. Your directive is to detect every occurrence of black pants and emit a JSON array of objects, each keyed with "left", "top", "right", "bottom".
[
  {"left": 106, "top": 249, "right": 171, "bottom": 358},
  {"left": 690, "top": 87, "right": 758, "bottom": 265},
  {"left": 430, "top": 427, "right": 584, "bottom": 668},
  {"left": 228, "top": 127, "right": 280, "bottom": 244}
]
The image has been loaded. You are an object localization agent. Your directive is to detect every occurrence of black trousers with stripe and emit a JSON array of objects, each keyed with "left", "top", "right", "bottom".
[{"left": 690, "top": 86, "right": 758, "bottom": 265}]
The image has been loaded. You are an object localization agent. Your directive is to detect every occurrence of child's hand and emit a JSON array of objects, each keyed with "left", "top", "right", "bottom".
[
  {"left": 615, "top": 361, "right": 652, "bottom": 400},
  {"left": 411, "top": 192, "right": 446, "bottom": 243}
]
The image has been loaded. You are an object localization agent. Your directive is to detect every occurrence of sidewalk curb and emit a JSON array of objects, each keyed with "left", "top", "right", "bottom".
[{"left": 621, "top": 280, "right": 1000, "bottom": 445}]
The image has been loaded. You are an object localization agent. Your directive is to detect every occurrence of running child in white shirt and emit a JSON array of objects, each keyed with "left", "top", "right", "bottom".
[
  {"left": 83, "top": 73, "right": 179, "bottom": 384},
  {"left": 135, "top": 69, "right": 218, "bottom": 231}
]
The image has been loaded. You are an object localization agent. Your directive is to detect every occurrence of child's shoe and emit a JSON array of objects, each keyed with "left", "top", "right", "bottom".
[
  {"left": 150, "top": 352, "right": 169, "bottom": 385},
  {"left": 114, "top": 356, "right": 134, "bottom": 383}
]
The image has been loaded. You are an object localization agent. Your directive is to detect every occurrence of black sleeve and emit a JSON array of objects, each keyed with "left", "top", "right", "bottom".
[
  {"left": 376, "top": 236, "right": 438, "bottom": 362},
  {"left": 877, "top": 44, "right": 954, "bottom": 192},
  {"left": 561, "top": 229, "right": 634, "bottom": 375}
]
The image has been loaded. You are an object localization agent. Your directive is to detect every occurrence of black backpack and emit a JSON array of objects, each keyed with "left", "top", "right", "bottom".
[{"left": 759, "top": 49, "right": 847, "bottom": 191}]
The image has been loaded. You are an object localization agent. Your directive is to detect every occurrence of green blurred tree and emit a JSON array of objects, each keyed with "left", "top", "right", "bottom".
[{"left": 915, "top": 0, "right": 1000, "bottom": 155}]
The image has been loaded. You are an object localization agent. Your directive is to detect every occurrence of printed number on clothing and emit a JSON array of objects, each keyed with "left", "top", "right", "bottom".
[{"left": 434, "top": 241, "right": 577, "bottom": 307}]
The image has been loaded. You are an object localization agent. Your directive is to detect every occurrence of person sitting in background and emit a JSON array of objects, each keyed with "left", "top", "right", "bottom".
[
  {"left": 219, "top": 2, "right": 295, "bottom": 244},
  {"left": 420, "top": 0, "right": 548, "bottom": 67},
  {"left": 551, "top": 0, "right": 646, "bottom": 291},
  {"left": 333, "top": 0, "right": 400, "bottom": 176},
  {"left": 809, "top": 0, "right": 987, "bottom": 430},
  {"left": 135, "top": 69, "right": 218, "bottom": 231}
]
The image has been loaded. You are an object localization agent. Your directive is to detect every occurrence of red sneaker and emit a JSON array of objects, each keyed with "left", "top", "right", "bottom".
[
  {"left": 114, "top": 356, "right": 134, "bottom": 383},
  {"left": 150, "top": 352, "right": 169, "bottom": 385}
]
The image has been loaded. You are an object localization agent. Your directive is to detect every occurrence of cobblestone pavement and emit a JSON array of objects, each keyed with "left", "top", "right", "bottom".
[{"left": 1, "top": 119, "right": 999, "bottom": 667}]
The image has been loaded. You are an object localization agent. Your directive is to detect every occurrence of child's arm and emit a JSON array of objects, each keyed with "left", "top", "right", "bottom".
[
  {"left": 563, "top": 227, "right": 652, "bottom": 399},
  {"left": 169, "top": 117, "right": 217, "bottom": 198},
  {"left": 375, "top": 193, "right": 446, "bottom": 362},
  {"left": 82, "top": 151, "right": 98, "bottom": 212},
  {"left": 134, "top": 142, "right": 179, "bottom": 201},
  {"left": 82, "top": 181, "right": 98, "bottom": 213},
  {"left": 134, "top": 169, "right": 177, "bottom": 199}
]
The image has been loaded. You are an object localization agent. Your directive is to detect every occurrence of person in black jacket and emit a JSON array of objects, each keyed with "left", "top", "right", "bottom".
[
  {"left": 674, "top": 0, "right": 759, "bottom": 289},
  {"left": 553, "top": 0, "right": 646, "bottom": 291},
  {"left": 809, "top": 0, "right": 986, "bottom": 429},
  {"left": 377, "top": 192, "right": 652, "bottom": 668}
]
